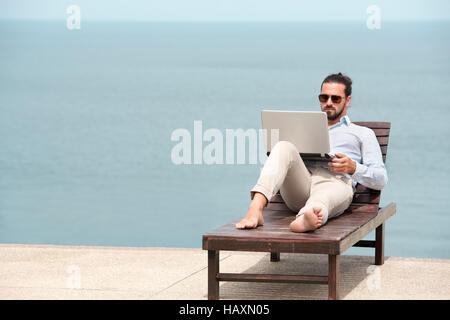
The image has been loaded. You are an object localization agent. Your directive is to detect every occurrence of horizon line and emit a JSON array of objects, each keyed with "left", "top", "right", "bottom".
[{"left": 1, "top": 18, "right": 450, "bottom": 23}]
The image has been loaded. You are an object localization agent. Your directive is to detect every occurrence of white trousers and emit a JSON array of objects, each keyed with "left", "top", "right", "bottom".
[{"left": 250, "top": 141, "right": 354, "bottom": 225}]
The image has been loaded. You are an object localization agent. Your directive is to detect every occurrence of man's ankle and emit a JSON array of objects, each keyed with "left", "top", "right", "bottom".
[{"left": 251, "top": 192, "right": 268, "bottom": 209}]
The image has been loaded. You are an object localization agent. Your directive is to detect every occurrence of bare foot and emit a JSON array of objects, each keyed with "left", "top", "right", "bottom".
[
  {"left": 235, "top": 203, "right": 264, "bottom": 229},
  {"left": 289, "top": 207, "right": 323, "bottom": 233}
]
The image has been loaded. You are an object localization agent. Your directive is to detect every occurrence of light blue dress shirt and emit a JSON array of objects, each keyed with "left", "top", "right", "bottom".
[{"left": 306, "top": 115, "right": 388, "bottom": 191}]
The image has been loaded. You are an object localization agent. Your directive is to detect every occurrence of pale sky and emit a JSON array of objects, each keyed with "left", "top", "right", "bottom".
[{"left": 1, "top": 0, "right": 450, "bottom": 21}]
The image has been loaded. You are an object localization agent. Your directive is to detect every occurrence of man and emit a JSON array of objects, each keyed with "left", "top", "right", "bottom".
[{"left": 236, "top": 73, "right": 388, "bottom": 232}]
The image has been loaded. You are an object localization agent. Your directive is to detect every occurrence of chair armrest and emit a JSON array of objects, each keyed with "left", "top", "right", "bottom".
[{"left": 378, "top": 202, "right": 396, "bottom": 217}]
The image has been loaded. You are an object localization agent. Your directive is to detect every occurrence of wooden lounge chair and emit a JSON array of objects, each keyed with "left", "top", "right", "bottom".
[{"left": 202, "top": 122, "right": 396, "bottom": 300}]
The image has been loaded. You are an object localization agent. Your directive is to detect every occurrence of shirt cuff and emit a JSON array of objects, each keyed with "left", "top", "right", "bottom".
[{"left": 351, "top": 161, "right": 363, "bottom": 180}]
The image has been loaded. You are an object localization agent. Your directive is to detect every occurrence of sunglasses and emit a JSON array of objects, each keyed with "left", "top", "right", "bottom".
[{"left": 318, "top": 94, "right": 344, "bottom": 104}]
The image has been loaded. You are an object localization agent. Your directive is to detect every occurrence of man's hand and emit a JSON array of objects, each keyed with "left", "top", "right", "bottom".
[{"left": 328, "top": 153, "right": 356, "bottom": 175}]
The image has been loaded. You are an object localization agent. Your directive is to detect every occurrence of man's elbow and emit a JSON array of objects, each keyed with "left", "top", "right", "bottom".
[{"left": 374, "top": 173, "right": 388, "bottom": 191}]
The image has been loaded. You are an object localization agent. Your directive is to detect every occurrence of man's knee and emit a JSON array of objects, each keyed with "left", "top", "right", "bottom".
[
  {"left": 268, "top": 141, "right": 300, "bottom": 169},
  {"left": 272, "top": 141, "right": 298, "bottom": 156}
]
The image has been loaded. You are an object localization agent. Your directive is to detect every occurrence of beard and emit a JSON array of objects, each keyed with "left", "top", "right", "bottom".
[{"left": 323, "top": 105, "right": 345, "bottom": 121}]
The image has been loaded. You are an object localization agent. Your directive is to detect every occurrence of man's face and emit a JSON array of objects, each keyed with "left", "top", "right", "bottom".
[{"left": 320, "top": 82, "right": 351, "bottom": 121}]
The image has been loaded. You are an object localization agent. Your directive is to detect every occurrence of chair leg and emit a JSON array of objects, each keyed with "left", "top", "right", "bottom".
[
  {"left": 270, "top": 252, "right": 280, "bottom": 262},
  {"left": 328, "top": 254, "right": 340, "bottom": 300},
  {"left": 375, "top": 223, "right": 385, "bottom": 265},
  {"left": 208, "top": 250, "right": 219, "bottom": 300}
]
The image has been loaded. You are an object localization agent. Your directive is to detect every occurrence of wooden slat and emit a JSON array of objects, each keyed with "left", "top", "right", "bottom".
[
  {"left": 377, "top": 136, "right": 389, "bottom": 145},
  {"left": 270, "top": 184, "right": 381, "bottom": 196},
  {"left": 217, "top": 273, "right": 328, "bottom": 284},
  {"left": 265, "top": 202, "right": 379, "bottom": 214},
  {"left": 353, "top": 122, "right": 390, "bottom": 129},
  {"left": 352, "top": 192, "right": 380, "bottom": 204},
  {"left": 372, "top": 128, "right": 390, "bottom": 136},
  {"left": 266, "top": 202, "right": 290, "bottom": 210},
  {"left": 271, "top": 192, "right": 381, "bottom": 204},
  {"left": 355, "top": 184, "right": 379, "bottom": 193},
  {"left": 203, "top": 236, "right": 339, "bottom": 254},
  {"left": 353, "top": 240, "right": 376, "bottom": 248}
]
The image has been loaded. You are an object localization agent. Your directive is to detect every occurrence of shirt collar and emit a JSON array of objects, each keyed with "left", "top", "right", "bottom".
[
  {"left": 342, "top": 115, "right": 351, "bottom": 125},
  {"left": 329, "top": 115, "right": 351, "bottom": 129}
]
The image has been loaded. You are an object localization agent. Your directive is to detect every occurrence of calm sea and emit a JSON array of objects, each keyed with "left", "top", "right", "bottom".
[{"left": 0, "top": 20, "right": 449, "bottom": 259}]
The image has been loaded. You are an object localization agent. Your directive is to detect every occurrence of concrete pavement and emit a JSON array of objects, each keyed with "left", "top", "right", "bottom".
[{"left": 0, "top": 244, "right": 449, "bottom": 300}]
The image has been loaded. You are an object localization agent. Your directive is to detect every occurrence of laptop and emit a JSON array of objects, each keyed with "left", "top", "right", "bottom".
[{"left": 261, "top": 110, "right": 335, "bottom": 161}]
